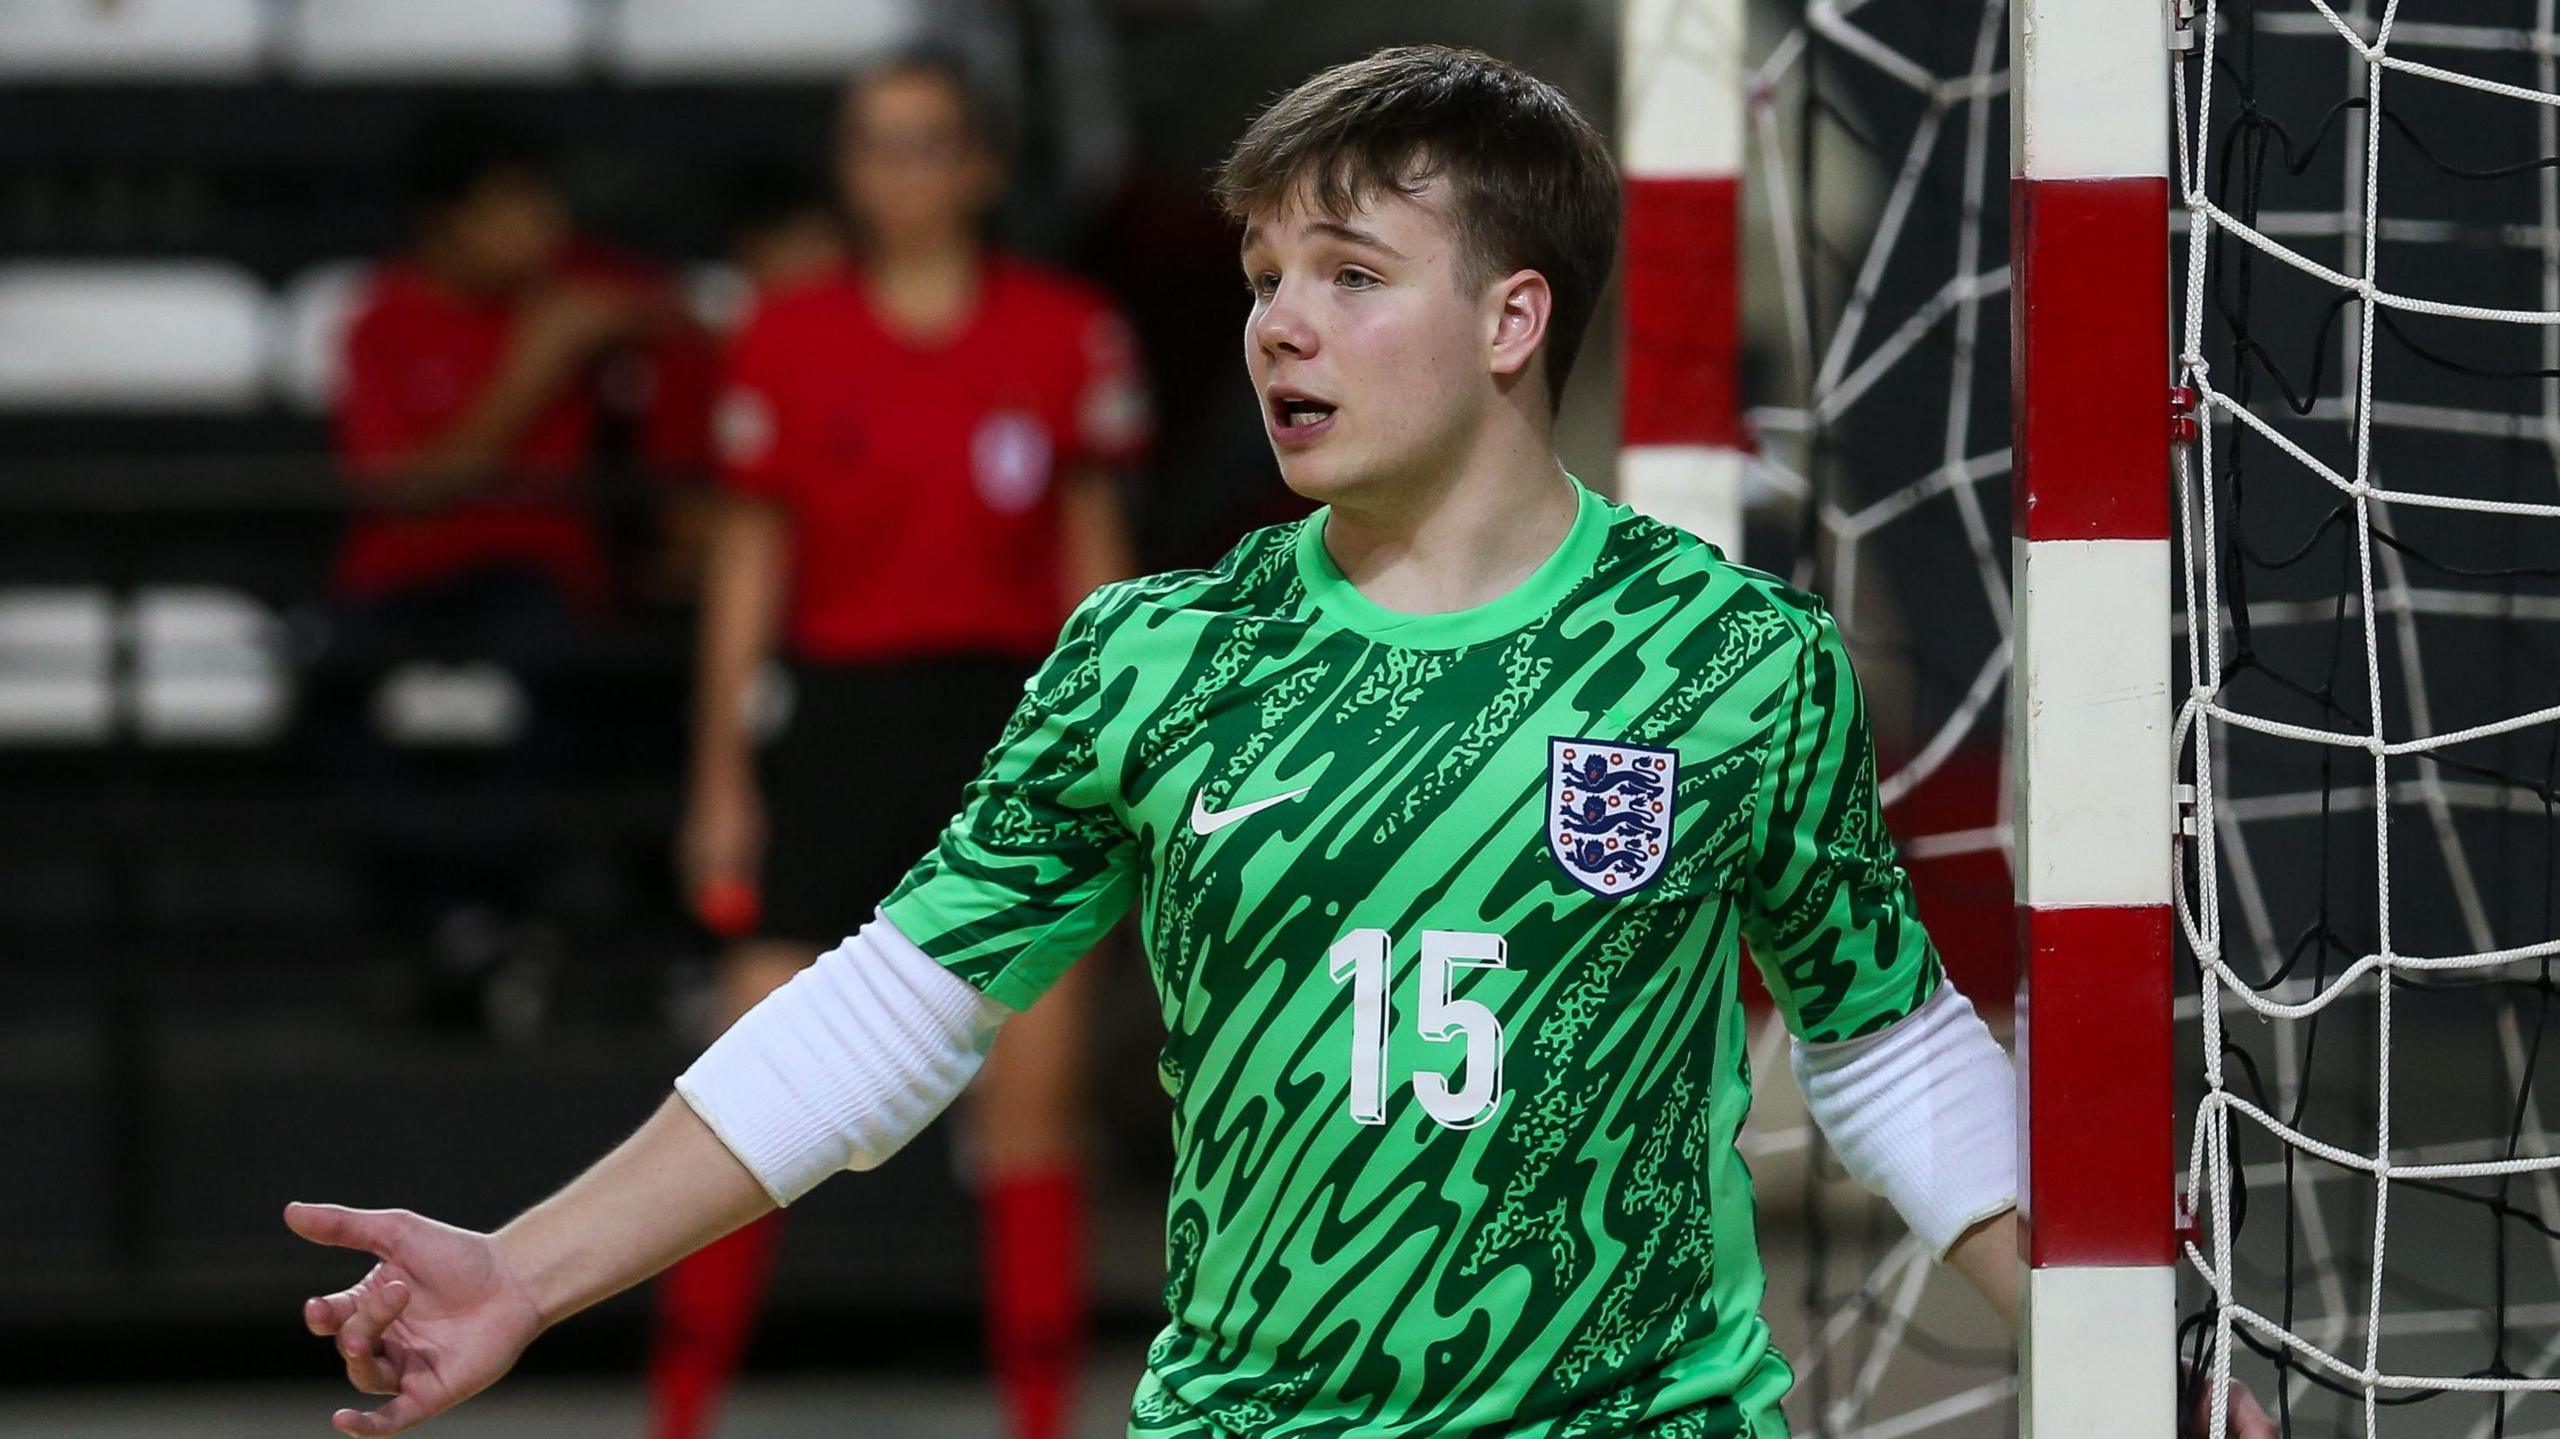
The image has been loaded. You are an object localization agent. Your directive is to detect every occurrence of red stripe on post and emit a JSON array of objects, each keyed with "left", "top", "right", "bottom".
[
  {"left": 2011, "top": 175, "right": 2172, "bottom": 542},
  {"left": 1622, "top": 175, "right": 1741, "bottom": 449},
  {"left": 2017, "top": 901, "right": 2175, "bottom": 1267}
]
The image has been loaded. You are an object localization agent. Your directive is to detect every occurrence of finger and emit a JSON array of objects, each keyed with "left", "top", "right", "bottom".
[
  {"left": 335, "top": 1393, "right": 432, "bottom": 1438},
  {"left": 332, "top": 1279, "right": 396, "bottom": 1390},
  {"left": 305, "top": 1292, "right": 356, "bottom": 1337},
  {"left": 284, "top": 1202, "right": 406, "bottom": 1261},
  {"left": 305, "top": 1261, "right": 389, "bottom": 1337},
  {"left": 2224, "top": 1381, "right": 2272, "bottom": 1439},
  {"left": 337, "top": 1280, "right": 410, "bottom": 1395}
]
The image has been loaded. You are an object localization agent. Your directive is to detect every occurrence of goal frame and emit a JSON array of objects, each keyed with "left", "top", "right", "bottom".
[{"left": 2009, "top": 2, "right": 2176, "bottom": 1434}]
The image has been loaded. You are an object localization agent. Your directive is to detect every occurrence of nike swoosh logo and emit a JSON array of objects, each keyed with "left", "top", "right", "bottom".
[{"left": 1189, "top": 785, "right": 1312, "bottom": 837}]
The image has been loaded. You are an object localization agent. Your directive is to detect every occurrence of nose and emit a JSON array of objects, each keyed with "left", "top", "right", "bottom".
[{"left": 1252, "top": 281, "right": 1316, "bottom": 361}]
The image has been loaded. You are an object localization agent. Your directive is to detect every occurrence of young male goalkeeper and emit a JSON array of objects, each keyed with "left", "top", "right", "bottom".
[{"left": 286, "top": 44, "right": 2257, "bottom": 1439}]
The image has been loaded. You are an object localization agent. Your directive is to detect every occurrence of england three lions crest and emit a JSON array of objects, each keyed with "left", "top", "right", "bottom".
[{"left": 1548, "top": 737, "right": 1676, "bottom": 897}]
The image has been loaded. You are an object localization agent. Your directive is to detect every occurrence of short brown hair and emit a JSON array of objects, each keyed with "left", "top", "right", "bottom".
[{"left": 1213, "top": 45, "right": 1620, "bottom": 410}]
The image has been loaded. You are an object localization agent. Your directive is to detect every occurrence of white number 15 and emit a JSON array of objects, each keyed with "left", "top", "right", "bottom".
[{"left": 1325, "top": 928, "right": 1510, "bottom": 1131}]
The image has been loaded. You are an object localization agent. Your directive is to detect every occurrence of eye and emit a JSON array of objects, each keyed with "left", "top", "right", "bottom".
[
  {"left": 1244, "top": 271, "right": 1279, "bottom": 298},
  {"left": 1336, "top": 268, "right": 1379, "bottom": 290}
]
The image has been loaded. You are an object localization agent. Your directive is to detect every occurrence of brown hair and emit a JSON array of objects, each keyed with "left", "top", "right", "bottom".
[{"left": 1213, "top": 45, "right": 1620, "bottom": 411}]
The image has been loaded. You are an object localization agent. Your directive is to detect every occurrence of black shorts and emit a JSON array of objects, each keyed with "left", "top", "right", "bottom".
[{"left": 756, "top": 653, "right": 1034, "bottom": 948}]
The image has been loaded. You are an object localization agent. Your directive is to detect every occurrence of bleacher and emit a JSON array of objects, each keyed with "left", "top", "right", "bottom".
[{"left": 0, "top": 0, "right": 1108, "bottom": 1367}]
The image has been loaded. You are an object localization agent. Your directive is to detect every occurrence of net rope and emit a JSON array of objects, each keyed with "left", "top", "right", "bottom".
[
  {"left": 1698, "top": 0, "right": 2560, "bottom": 1432},
  {"left": 1710, "top": 0, "right": 2022, "bottom": 1431},
  {"left": 2177, "top": 1, "right": 2560, "bottom": 1435}
]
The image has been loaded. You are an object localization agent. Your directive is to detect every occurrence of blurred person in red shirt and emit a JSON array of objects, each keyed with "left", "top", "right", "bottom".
[
  {"left": 653, "top": 51, "right": 1146, "bottom": 1439},
  {"left": 327, "top": 112, "right": 712, "bottom": 1032},
  {"left": 336, "top": 111, "right": 706, "bottom": 618}
]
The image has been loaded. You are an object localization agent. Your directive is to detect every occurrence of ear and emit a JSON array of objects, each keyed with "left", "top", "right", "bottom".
[{"left": 1485, "top": 269, "right": 1553, "bottom": 384}]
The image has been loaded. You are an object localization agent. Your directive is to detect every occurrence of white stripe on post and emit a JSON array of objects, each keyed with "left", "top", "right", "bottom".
[
  {"left": 2022, "top": 1267, "right": 2181, "bottom": 1418},
  {"left": 2014, "top": 539, "right": 2173, "bottom": 910},
  {"left": 1618, "top": 0, "right": 1747, "bottom": 555},
  {"left": 2013, "top": 0, "right": 2173, "bottom": 180},
  {"left": 1619, "top": 447, "right": 1745, "bottom": 561},
  {"left": 2011, "top": 0, "right": 2176, "bottom": 1435},
  {"left": 1622, "top": 0, "right": 1744, "bottom": 178}
]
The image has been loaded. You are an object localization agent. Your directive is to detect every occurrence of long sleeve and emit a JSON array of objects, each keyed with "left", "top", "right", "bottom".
[{"left": 1741, "top": 602, "right": 1945, "bottom": 1043}]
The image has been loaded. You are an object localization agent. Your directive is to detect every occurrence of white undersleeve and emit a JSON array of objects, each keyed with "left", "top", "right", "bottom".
[
  {"left": 674, "top": 910, "right": 1012, "bottom": 1206},
  {"left": 1791, "top": 982, "right": 2018, "bottom": 1258}
]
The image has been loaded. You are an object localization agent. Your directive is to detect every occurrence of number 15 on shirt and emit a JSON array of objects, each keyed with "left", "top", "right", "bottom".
[{"left": 1326, "top": 928, "right": 1510, "bottom": 1131}]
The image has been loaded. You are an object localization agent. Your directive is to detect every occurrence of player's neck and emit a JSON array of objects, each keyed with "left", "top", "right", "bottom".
[
  {"left": 862, "top": 239, "right": 984, "bottom": 342},
  {"left": 1316, "top": 437, "right": 1579, "bottom": 618}
]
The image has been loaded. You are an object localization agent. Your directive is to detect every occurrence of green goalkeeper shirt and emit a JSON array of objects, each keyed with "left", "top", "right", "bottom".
[{"left": 880, "top": 477, "right": 1944, "bottom": 1438}]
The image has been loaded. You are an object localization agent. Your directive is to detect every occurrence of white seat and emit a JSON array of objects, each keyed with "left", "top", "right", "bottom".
[
  {"left": 372, "top": 660, "right": 528, "bottom": 748},
  {"left": 283, "top": 0, "right": 587, "bottom": 79},
  {"left": 273, "top": 260, "right": 370, "bottom": 414},
  {"left": 128, "top": 587, "right": 290, "bottom": 746},
  {"left": 0, "top": 588, "right": 113, "bottom": 744},
  {"left": 0, "top": 0, "right": 266, "bottom": 80},
  {"left": 0, "top": 262, "right": 268, "bottom": 410},
  {"left": 604, "top": 0, "right": 917, "bottom": 80}
]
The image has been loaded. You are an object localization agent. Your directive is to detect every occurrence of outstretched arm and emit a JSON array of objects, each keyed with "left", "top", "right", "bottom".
[
  {"left": 290, "top": 915, "right": 1009, "bottom": 1436},
  {"left": 287, "top": 1094, "right": 771, "bottom": 1438},
  {"left": 488, "top": 1092, "right": 775, "bottom": 1325},
  {"left": 291, "top": 575, "right": 1132, "bottom": 1435}
]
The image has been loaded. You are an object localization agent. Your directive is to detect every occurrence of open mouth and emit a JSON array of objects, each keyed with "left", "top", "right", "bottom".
[{"left": 1268, "top": 390, "right": 1338, "bottom": 446}]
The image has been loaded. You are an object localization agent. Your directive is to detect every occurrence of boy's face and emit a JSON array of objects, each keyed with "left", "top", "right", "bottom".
[{"left": 1241, "top": 178, "right": 1523, "bottom": 505}]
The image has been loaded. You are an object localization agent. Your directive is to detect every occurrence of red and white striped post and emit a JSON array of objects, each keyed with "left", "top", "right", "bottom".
[
  {"left": 1618, "top": 0, "right": 1747, "bottom": 553},
  {"left": 2009, "top": 1, "right": 2175, "bottom": 1433}
]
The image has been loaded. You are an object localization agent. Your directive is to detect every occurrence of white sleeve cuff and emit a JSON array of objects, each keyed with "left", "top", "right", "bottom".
[
  {"left": 674, "top": 910, "right": 1011, "bottom": 1207},
  {"left": 1791, "top": 982, "right": 2018, "bottom": 1258}
]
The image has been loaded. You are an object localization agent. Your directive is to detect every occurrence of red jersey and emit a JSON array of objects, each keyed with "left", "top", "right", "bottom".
[
  {"left": 332, "top": 247, "right": 708, "bottom": 609},
  {"left": 715, "top": 255, "right": 1150, "bottom": 665}
]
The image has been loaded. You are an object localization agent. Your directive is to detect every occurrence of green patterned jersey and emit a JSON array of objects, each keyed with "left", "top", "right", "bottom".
[{"left": 881, "top": 478, "right": 1943, "bottom": 1438}]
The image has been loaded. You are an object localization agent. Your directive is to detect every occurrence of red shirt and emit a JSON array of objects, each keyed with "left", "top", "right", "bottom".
[
  {"left": 332, "top": 247, "right": 705, "bottom": 609},
  {"left": 717, "top": 255, "right": 1150, "bottom": 664}
]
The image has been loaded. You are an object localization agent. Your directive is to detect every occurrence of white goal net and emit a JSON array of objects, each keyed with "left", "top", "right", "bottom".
[
  {"left": 1732, "top": 1, "right": 2020, "bottom": 1433},
  {"left": 2176, "top": 1, "right": 2560, "bottom": 1436},
  {"left": 1710, "top": 2, "right": 2560, "bottom": 1435}
]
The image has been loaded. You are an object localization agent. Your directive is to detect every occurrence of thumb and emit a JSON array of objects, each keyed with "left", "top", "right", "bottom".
[{"left": 284, "top": 1202, "right": 406, "bottom": 1258}]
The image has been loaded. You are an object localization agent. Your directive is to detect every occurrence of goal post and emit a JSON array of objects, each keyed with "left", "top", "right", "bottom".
[
  {"left": 2009, "top": 0, "right": 2179, "bottom": 1435},
  {"left": 1619, "top": 0, "right": 1749, "bottom": 556}
]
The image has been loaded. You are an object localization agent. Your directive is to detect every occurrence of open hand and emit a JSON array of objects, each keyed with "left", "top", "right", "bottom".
[{"left": 285, "top": 1202, "right": 549, "bottom": 1437}]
